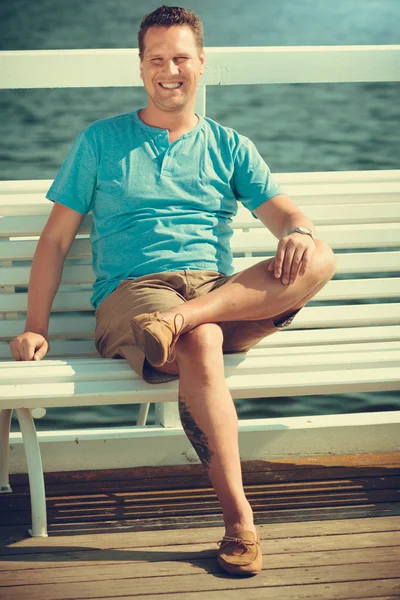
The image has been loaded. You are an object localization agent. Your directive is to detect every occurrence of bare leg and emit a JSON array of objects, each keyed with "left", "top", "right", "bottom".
[
  {"left": 174, "top": 324, "right": 255, "bottom": 536},
  {"left": 160, "top": 239, "right": 336, "bottom": 332}
]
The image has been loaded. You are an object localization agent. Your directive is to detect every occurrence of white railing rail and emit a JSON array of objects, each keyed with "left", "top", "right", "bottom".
[
  {"left": 1, "top": 46, "right": 400, "bottom": 88},
  {"left": 1, "top": 46, "right": 400, "bottom": 120}
]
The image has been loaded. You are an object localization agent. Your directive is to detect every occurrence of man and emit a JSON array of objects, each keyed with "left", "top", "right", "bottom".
[{"left": 10, "top": 5, "right": 336, "bottom": 576}]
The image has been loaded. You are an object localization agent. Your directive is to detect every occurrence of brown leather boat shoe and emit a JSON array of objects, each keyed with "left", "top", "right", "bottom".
[
  {"left": 216, "top": 530, "right": 262, "bottom": 576},
  {"left": 131, "top": 311, "right": 185, "bottom": 368}
]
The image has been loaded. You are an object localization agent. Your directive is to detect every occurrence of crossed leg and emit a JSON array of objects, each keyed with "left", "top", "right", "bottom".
[
  {"left": 157, "top": 239, "right": 336, "bottom": 334},
  {"left": 151, "top": 239, "right": 336, "bottom": 536}
]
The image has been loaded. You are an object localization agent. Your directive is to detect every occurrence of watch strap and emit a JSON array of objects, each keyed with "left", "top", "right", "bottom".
[{"left": 287, "top": 227, "right": 314, "bottom": 239}]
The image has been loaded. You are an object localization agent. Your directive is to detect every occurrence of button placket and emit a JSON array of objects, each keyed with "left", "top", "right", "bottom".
[
  {"left": 160, "top": 145, "right": 175, "bottom": 176},
  {"left": 155, "top": 132, "right": 172, "bottom": 175}
]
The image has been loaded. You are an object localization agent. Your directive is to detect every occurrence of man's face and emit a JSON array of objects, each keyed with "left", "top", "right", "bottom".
[{"left": 140, "top": 25, "right": 205, "bottom": 113}]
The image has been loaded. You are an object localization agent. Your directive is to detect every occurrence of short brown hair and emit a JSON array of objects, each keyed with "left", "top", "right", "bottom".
[{"left": 138, "top": 5, "right": 204, "bottom": 58}]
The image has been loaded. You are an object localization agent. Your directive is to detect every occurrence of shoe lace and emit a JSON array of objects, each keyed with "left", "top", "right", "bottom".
[
  {"left": 156, "top": 313, "right": 185, "bottom": 363},
  {"left": 216, "top": 535, "right": 257, "bottom": 552}
]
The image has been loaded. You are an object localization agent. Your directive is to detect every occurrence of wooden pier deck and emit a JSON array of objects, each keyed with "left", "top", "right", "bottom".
[{"left": 1, "top": 453, "right": 399, "bottom": 599}]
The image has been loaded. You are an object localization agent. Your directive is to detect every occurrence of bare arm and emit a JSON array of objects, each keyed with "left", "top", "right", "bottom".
[
  {"left": 10, "top": 202, "right": 85, "bottom": 360},
  {"left": 252, "top": 194, "right": 316, "bottom": 240}
]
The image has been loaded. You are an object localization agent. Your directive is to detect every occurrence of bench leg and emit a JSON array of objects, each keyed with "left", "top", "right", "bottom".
[
  {"left": 15, "top": 408, "right": 48, "bottom": 538},
  {"left": 0, "top": 409, "right": 13, "bottom": 493},
  {"left": 137, "top": 403, "right": 150, "bottom": 426}
]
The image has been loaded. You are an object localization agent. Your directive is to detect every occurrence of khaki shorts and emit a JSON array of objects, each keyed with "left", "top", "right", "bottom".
[{"left": 95, "top": 269, "right": 301, "bottom": 384}]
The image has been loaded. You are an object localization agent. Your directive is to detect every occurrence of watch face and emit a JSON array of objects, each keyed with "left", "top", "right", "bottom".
[{"left": 288, "top": 227, "right": 313, "bottom": 237}]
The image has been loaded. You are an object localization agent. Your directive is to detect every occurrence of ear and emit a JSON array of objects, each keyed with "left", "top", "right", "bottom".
[
  {"left": 199, "top": 49, "right": 205, "bottom": 75},
  {"left": 139, "top": 59, "right": 143, "bottom": 82}
]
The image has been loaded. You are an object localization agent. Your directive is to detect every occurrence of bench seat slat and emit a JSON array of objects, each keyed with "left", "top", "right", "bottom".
[
  {"left": 1, "top": 346, "right": 400, "bottom": 384},
  {"left": 2, "top": 325, "right": 400, "bottom": 359},
  {"left": 1, "top": 366, "right": 399, "bottom": 407},
  {"left": 2, "top": 340, "right": 400, "bottom": 371},
  {"left": 0, "top": 340, "right": 98, "bottom": 359},
  {"left": 1, "top": 304, "right": 400, "bottom": 341}
]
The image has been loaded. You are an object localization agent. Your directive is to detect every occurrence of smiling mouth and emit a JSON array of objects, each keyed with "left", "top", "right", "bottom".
[{"left": 159, "top": 83, "right": 183, "bottom": 89}]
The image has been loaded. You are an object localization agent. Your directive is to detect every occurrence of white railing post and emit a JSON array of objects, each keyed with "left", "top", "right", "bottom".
[
  {"left": 155, "top": 402, "right": 181, "bottom": 428},
  {"left": 195, "top": 84, "right": 206, "bottom": 116}
]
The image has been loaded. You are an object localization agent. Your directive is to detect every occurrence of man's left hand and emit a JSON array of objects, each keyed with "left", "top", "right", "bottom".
[{"left": 267, "top": 233, "right": 315, "bottom": 285}]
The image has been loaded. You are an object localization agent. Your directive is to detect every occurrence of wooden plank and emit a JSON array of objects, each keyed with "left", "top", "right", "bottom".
[
  {"left": 2, "top": 364, "right": 400, "bottom": 407},
  {"left": 7, "top": 474, "right": 400, "bottom": 497},
  {"left": 2, "top": 337, "right": 400, "bottom": 363},
  {"left": 0, "top": 264, "right": 95, "bottom": 286},
  {"left": 7, "top": 453, "right": 400, "bottom": 488},
  {"left": 2, "top": 505, "right": 399, "bottom": 538},
  {"left": 0, "top": 546, "right": 399, "bottom": 585},
  {"left": 2, "top": 486, "right": 399, "bottom": 524},
  {"left": 2, "top": 223, "right": 400, "bottom": 262},
  {"left": 2, "top": 345, "right": 400, "bottom": 383},
  {"left": 232, "top": 252, "right": 400, "bottom": 275},
  {"left": 2, "top": 325, "right": 400, "bottom": 361},
  {"left": 0, "top": 313, "right": 95, "bottom": 340},
  {"left": 1, "top": 170, "right": 399, "bottom": 195},
  {"left": 1, "top": 278, "right": 400, "bottom": 313},
  {"left": 80, "top": 581, "right": 400, "bottom": 600},
  {"left": 0, "top": 339, "right": 97, "bottom": 360},
  {"left": 2, "top": 46, "right": 400, "bottom": 89},
  {"left": 4, "top": 474, "right": 399, "bottom": 501},
  {"left": 2, "top": 338, "right": 399, "bottom": 371},
  {"left": 1, "top": 515, "right": 399, "bottom": 549},
  {"left": 4, "top": 473, "right": 400, "bottom": 505},
  {"left": 2, "top": 312, "right": 400, "bottom": 344},
  {"left": 2, "top": 203, "right": 400, "bottom": 237},
  {"left": 1, "top": 545, "right": 399, "bottom": 578},
  {"left": 1, "top": 527, "right": 399, "bottom": 559},
  {"left": 3, "top": 496, "right": 400, "bottom": 529},
  {"left": 230, "top": 225, "right": 400, "bottom": 251},
  {"left": 0, "top": 562, "right": 397, "bottom": 600},
  {"left": 237, "top": 202, "right": 400, "bottom": 225},
  {"left": 6, "top": 462, "right": 399, "bottom": 490},
  {"left": 1, "top": 252, "right": 400, "bottom": 289}
]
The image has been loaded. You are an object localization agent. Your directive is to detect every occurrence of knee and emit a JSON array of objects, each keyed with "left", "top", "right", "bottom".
[
  {"left": 175, "top": 323, "right": 223, "bottom": 358},
  {"left": 309, "top": 239, "right": 337, "bottom": 283}
]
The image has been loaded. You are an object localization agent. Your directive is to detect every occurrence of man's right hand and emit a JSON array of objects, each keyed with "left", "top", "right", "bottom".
[{"left": 10, "top": 332, "right": 50, "bottom": 361}]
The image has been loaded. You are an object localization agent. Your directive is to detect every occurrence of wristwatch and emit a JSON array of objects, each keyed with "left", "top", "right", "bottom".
[{"left": 287, "top": 227, "right": 314, "bottom": 239}]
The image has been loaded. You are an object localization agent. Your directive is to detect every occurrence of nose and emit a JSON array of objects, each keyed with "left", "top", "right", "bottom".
[{"left": 161, "top": 60, "right": 180, "bottom": 77}]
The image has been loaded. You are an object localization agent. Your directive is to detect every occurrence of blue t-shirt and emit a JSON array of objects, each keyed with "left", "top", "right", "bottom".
[{"left": 46, "top": 109, "right": 281, "bottom": 310}]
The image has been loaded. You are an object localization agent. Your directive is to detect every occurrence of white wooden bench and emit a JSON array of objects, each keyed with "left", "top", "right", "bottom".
[
  {"left": 1, "top": 169, "right": 400, "bottom": 537},
  {"left": 1, "top": 44, "right": 400, "bottom": 538}
]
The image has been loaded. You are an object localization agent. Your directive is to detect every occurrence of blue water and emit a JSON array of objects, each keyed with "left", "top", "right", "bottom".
[{"left": 1, "top": 0, "right": 399, "bottom": 429}]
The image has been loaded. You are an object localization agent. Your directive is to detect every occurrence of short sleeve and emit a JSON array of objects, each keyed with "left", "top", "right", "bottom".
[
  {"left": 232, "top": 137, "right": 282, "bottom": 218},
  {"left": 46, "top": 128, "right": 97, "bottom": 215}
]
